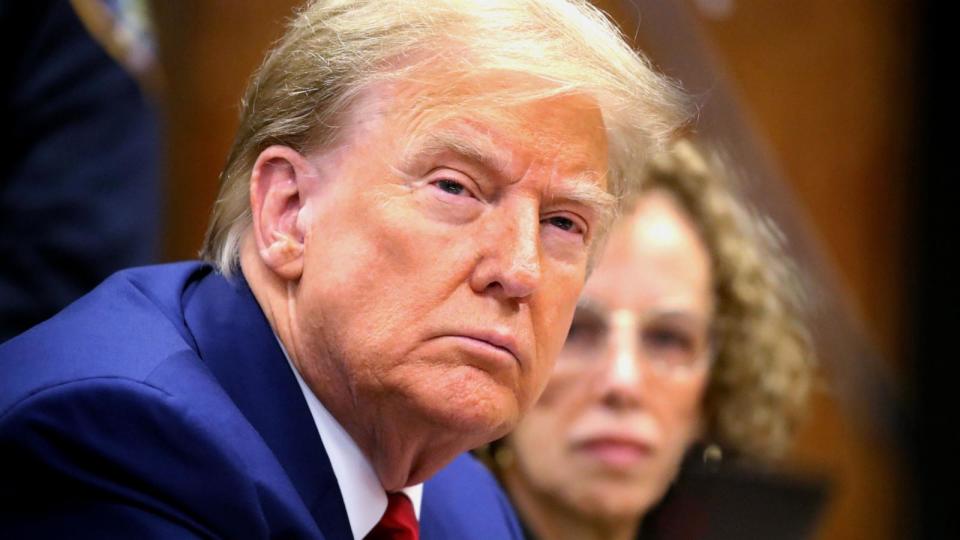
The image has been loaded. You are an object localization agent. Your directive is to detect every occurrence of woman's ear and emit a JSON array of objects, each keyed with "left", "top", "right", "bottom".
[
  {"left": 249, "top": 145, "right": 317, "bottom": 281},
  {"left": 690, "top": 414, "right": 724, "bottom": 467}
]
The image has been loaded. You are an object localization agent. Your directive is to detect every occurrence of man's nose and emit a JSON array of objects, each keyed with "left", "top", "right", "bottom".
[
  {"left": 598, "top": 310, "right": 644, "bottom": 409},
  {"left": 470, "top": 204, "right": 542, "bottom": 301}
]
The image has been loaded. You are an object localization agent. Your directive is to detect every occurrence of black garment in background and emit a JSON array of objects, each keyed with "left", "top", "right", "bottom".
[
  {"left": 0, "top": 0, "right": 161, "bottom": 342},
  {"left": 639, "top": 456, "right": 827, "bottom": 540},
  {"left": 510, "top": 446, "right": 826, "bottom": 540}
]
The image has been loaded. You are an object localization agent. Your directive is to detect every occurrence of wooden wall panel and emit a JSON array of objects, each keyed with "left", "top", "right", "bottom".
[
  {"left": 697, "top": 0, "right": 911, "bottom": 363},
  {"left": 151, "top": 0, "right": 301, "bottom": 260},
  {"left": 693, "top": 3, "right": 911, "bottom": 540}
]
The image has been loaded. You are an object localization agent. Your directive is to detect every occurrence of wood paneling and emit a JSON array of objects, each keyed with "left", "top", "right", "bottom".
[
  {"left": 151, "top": 0, "right": 302, "bottom": 259},
  {"left": 694, "top": 3, "right": 910, "bottom": 540},
  {"left": 698, "top": 0, "right": 911, "bottom": 363}
]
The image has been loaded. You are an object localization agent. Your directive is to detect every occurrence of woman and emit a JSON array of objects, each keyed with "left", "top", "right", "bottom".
[{"left": 488, "top": 140, "right": 814, "bottom": 540}]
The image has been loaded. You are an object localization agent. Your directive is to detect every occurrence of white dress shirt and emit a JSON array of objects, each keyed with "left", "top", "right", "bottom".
[{"left": 278, "top": 340, "right": 423, "bottom": 539}]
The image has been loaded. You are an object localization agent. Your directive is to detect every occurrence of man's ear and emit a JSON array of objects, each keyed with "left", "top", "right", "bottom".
[{"left": 249, "top": 145, "right": 316, "bottom": 281}]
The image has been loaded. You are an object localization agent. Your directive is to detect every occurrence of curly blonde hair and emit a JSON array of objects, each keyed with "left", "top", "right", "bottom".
[{"left": 637, "top": 140, "right": 814, "bottom": 461}]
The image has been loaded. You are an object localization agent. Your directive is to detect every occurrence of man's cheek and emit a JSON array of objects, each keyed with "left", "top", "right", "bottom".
[
  {"left": 369, "top": 210, "right": 463, "bottom": 270},
  {"left": 537, "top": 289, "right": 581, "bottom": 346},
  {"left": 521, "top": 356, "right": 559, "bottom": 415}
]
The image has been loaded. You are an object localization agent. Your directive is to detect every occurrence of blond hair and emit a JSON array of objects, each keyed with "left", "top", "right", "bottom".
[
  {"left": 634, "top": 140, "right": 814, "bottom": 460},
  {"left": 200, "top": 0, "right": 690, "bottom": 275}
]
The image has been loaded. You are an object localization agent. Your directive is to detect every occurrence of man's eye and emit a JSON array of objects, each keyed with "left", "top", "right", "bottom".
[
  {"left": 545, "top": 216, "right": 579, "bottom": 233},
  {"left": 434, "top": 179, "right": 467, "bottom": 196}
]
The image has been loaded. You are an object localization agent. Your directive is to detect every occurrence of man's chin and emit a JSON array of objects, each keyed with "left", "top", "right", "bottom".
[{"left": 406, "top": 369, "right": 521, "bottom": 445}]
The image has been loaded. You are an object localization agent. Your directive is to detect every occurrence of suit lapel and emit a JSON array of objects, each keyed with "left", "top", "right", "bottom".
[{"left": 182, "top": 268, "right": 352, "bottom": 540}]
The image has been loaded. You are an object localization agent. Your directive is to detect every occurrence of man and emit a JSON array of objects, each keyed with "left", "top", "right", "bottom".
[{"left": 0, "top": 0, "right": 687, "bottom": 538}]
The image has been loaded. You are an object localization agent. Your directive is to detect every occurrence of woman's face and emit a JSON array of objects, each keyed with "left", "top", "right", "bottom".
[{"left": 505, "top": 190, "right": 714, "bottom": 521}]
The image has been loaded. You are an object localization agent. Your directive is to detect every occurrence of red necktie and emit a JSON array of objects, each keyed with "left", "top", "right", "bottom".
[{"left": 366, "top": 492, "right": 419, "bottom": 540}]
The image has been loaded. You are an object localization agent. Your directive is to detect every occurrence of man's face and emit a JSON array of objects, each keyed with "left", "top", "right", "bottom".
[{"left": 289, "top": 80, "right": 610, "bottom": 450}]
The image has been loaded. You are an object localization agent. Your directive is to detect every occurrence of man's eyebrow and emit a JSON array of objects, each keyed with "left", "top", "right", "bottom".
[
  {"left": 407, "top": 128, "right": 512, "bottom": 175},
  {"left": 406, "top": 127, "right": 616, "bottom": 225},
  {"left": 546, "top": 174, "right": 617, "bottom": 227}
]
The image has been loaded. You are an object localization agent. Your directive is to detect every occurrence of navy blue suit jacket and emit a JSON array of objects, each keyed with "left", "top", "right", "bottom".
[{"left": 0, "top": 262, "right": 522, "bottom": 539}]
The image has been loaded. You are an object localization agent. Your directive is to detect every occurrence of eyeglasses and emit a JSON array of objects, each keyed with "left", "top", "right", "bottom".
[{"left": 558, "top": 299, "right": 714, "bottom": 379}]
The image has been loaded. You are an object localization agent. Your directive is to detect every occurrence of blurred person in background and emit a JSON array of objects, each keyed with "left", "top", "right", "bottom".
[
  {"left": 0, "top": 0, "right": 161, "bottom": 343},
  {"left": 483, "top": 140, "right": 814, "bottom": 540}
]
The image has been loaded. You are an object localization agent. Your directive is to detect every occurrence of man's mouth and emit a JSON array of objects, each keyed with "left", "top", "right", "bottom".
[{"left": 440, "top": 328, "right": 522, "bottom": 368}]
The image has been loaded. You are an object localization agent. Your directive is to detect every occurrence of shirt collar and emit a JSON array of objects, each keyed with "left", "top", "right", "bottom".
[{"left": 278, "top": 339, "right": 423, "bottom": 539}]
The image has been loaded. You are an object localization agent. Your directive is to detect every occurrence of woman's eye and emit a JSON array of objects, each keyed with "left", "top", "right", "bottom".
[
  {"left": 434, "top": 179, "right": 468, "bottom": 196},
  {"left": 566, "top": 321, "right": 602, "bottom": 346},
  {"left": 566, "top": 320, "right": 587, "bottom": 341},
  {"left": 564, "top": 309, "right": 606, "bottom": 348},
  {"left": 644, "top": 328, "right": 692, "bottom": 351}
]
